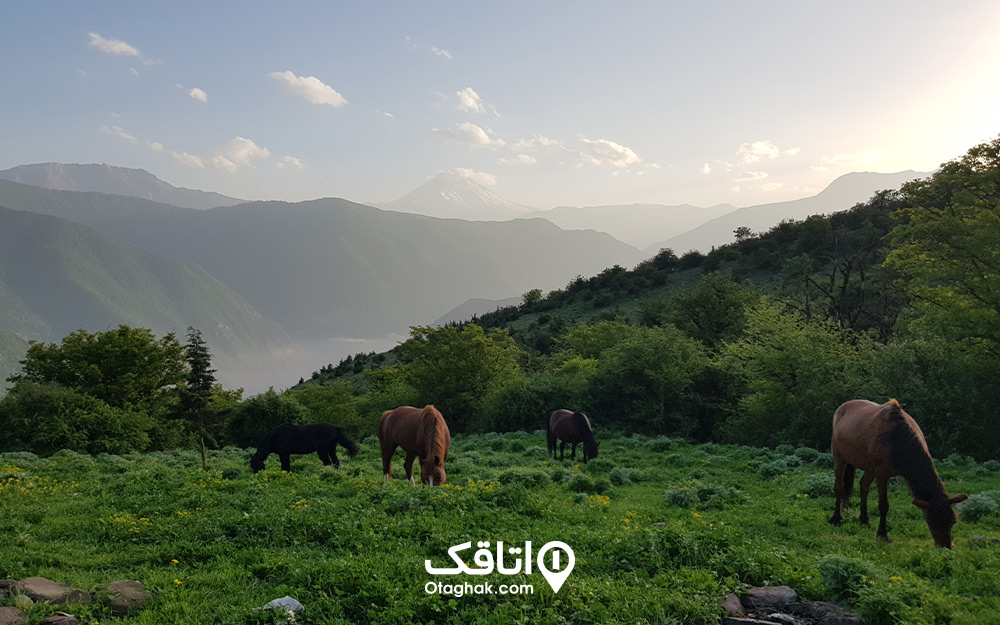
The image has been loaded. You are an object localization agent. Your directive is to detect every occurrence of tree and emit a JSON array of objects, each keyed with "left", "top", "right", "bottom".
[
  {"left": 226, "top": 388, "right": 309, "bottom": 448},
  {"left": 720, "top": 299, "right": 882, "bottom": 448},
  {"left": 178, "top": 327, "right": 220, "bottom": 470},
  {"left": 9, "top": 325, "right": 185, "bottom": 415},
  {"left": 396, "top": 324, "right": 522, "bottom": 431},
  {"left": 886, "top": 136, "right": 1000, "bottom": 353}
]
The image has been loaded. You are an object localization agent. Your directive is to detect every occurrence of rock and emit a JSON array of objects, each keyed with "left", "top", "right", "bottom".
[
  {"left": 767, "top": 613, "right": 801, "bottom": 624},
  {"left": 740, "top": 586, "right": 798, "bottom": 611},
  {"left": 801, "top": 601, "right": 865, "bottom": 624},
  {"left": 970, "top": 534, "right": 1000, "bottom": 547},
  {"left": 41, "top": 613, "right": 81, "bottom": 625},
  {"left": 722, "top": 618, "right": 784, "bottom": 625},
  {"left": 94, "top": 580, "right": 149, "bottom": 615},
  {"left": 258, "top": 596, "right": 304, "bottom": 613},
  {"left": 16, "top": 578, "right": 91, "bottom": 606},
  {"left": 652, "top": 522, "right": 666, "bottom": 527},
  {"left": 0, "top": 607, "right": 26, "bottom": 624},
  {"left": 723, "top": 593, "right": 746, "bottom": 617}
]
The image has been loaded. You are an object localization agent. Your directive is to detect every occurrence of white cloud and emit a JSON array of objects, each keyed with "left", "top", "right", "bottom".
[
  {"left": 129, "top": 68, "right": 139, "bottom": 77},
  {"left": 456, "top": 87, "right": 485, "bottom": 114},
  {"left": 88, "top": 32, "right": 141, "bottom": 57},
  {"left": 383, "top": 112, "right": 395, "bottom": 119},
  {"left": 99, "top": 125, "right": 137, "bottom": 143},
  {"left": 211, "top": 137, "right": 271, "bottom": 173},
  {"left": 431, "top": 122, "right": 506, "bottom": 148},
  {"left": 450, "top": 168, "right": 497, "bottom": 186},
  {"left": 785, "top": 147, "right": 801, "bottom": 156},
  {"left": 738, "top": 140, "right": 781, "bottom": 164},
  {"left": 276, "top": 156, "right": 304, "bottom": 170},
  {"left": 512, "top": 134, "right": 568, "bottom": 155},
  {"left": 822, "top": 153, "right": 876, "bottom": 168},
  {"left": 270, "top": 70, "right": 347, "bottom": 107},
  {"left": 171, "top": 151, "right": 206, "bottom": 169},
  {"left": 148, "top": 142, "right": 164, "bottom": 152},
  {"left": 759, "top": 182, "right": 785, "bottom": 192},
  {"left": 188, "top": 87, "right": 207, "bottom": 102},
  {"left": 701, "top": 163, "right": 712, "bottom": 175},
  {"left": 430, "top": 46, "right": 452, "bottom": 59},
  {"left": 497, "top": 154, "right": 537, "bottom": 166},
  {"left": 734, "top": 171, "right": 769, "bottom": 182},
  {"left": 578, "top": 137, "right": 641, "bottom": 168}
]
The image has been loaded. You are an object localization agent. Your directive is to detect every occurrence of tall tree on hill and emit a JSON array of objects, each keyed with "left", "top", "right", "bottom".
[{"left": 179, "top": 327, "right": 218, "bottom": 470}]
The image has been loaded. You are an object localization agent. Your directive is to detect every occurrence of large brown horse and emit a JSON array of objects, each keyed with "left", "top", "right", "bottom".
[
  {"left": 830, "top": 399, "right": 967, "bottom": 548},
  {"left": 547, "top": 409, "right": 599, "bottom": 463},
  {"left": 378, "top": 405, "right": 451, "bottom": 486}
]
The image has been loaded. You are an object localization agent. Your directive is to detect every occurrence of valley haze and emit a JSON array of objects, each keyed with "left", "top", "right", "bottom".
[{"left": 1, "top": 162, "right": 924, "bottom": 393}]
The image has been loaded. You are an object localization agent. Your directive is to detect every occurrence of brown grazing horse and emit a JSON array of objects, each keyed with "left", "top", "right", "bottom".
[
  {"left": 547, "top": 409, "right": 599, "bottom": 463},
  {"left": 378, "top": 405, "right": 451, "bottom": 486},
  {"left": 830, "top": 399, "right": 967, "bottom": 548}
]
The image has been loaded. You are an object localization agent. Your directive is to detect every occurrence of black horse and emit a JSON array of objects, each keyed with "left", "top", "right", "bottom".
[{"left": 250, "top": 423, "right": 359, "bottom": 473}]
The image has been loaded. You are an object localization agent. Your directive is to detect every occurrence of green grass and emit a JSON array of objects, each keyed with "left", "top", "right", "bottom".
[{"left": 1, "top": 434, "right": 999, "bottom": 624}]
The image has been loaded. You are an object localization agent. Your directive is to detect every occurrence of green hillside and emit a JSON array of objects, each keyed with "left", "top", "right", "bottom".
[
  {"left": 91, "top": 198, "right": 645, "bottom": 338},
  {"left": 0, "top": 206, "right": 288, "bottom": 386},
  {"left": 297, "top": 136, "right": 1000, "bottom": 461}
]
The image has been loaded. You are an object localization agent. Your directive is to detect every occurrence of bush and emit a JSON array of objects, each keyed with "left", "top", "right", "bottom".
[
  {"left": 957, "top": 493, "right": 999, "bottom": 523},
  {"left": 665, "top": 488, "right": 698, "bottom": 508},
  {"left": 818, "top": 554, "right": 875, "bottom": 600}
]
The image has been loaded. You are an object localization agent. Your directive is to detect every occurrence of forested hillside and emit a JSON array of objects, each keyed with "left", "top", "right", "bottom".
[
  {"left": 302, "top": 136, "right": 1000, "bottom": 460},
  {"left": 3, "top": 136, "right": 997, "bottom": 463}
]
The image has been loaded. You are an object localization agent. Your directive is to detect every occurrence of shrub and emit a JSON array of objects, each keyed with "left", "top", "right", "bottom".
[
  {"left": 665, "top": 488, "right": 698, "bottom": 508},
  {"left": 957, "top": 493, "right": 999, "bottom": 523},
  {"left": 818, "top": 555, "right": 875, "bottom": 600}
]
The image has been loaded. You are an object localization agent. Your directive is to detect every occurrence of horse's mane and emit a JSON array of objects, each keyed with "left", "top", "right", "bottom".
[
  {"left": 573, "top": 412, "right": 598, "bottom": 452},
  {"left": 421, "top": 405, "right": 448, "bottom": 461},
  {"left": 882, "top": 400, "right": 944, "bottom": 501}
]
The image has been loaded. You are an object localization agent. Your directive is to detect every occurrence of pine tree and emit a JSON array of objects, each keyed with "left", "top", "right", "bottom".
[{"left": 180, "top": 327, "right": 218, "bottom": 470}]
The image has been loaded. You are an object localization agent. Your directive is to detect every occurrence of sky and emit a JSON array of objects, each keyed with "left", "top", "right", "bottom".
[{"left": 2, "top": 1, "right": 1000, "bottom": 211}]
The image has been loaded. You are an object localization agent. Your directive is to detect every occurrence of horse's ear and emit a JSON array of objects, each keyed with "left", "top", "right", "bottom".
[
  {"left": 948, "top": 494, "right": 969, "bottom": 506},
  {"left": 913, "top": 498, "right": 930, "bottom": 510}
]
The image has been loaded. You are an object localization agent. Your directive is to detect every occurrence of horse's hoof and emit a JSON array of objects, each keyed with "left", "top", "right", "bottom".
[
  {"left": 829, "top": 516, "right": 842, "bottom": 526},
  {"left": 877, "top": 535, "right": 892, "bottom": 544}
]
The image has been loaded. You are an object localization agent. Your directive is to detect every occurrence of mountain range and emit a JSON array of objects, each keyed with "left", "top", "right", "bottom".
[{"left": 0, "top": 162, "right": 927, "bottom": 391}]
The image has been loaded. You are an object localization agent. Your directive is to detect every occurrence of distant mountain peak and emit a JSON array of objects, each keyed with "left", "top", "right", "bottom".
[
  {"left": 378, "top": 171, "right": 536, "bottom": 220},
  {"left": 0, "top": 162, "right": 244, "bottom": 210}
]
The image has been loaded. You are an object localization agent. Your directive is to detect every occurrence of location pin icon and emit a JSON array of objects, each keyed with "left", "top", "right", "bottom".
[{"left": 536, "top": 541, "right": 575, "bottom": 593}]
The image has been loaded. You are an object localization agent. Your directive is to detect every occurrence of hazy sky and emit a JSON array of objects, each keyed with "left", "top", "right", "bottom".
[{"left": 3, "top": 1, "right": 999, "bottom": 210}]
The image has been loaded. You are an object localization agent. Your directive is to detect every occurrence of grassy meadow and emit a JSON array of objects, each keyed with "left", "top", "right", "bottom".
[{"left": 2, "top": 432, "right": 999, "bottom": 625}]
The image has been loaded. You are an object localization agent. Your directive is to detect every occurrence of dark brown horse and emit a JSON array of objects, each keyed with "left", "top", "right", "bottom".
[
  {"left": 378, "top": 405, "right": 451, "bottom": 486},
  {"left": 250, "top": 423, "right": 358, "bottom": 473},
  {"left": 547, "top": 409, "right": 599, "bottom": 463},
  {"left": 829, "top": 399, "right": 967, "bottom": 548}
]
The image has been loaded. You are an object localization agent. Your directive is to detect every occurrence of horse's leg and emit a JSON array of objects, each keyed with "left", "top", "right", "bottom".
[
  {"left": 876, "top": 476, "right": 891, "bottom": 542},
  {"left": 830, "top": 458, "right": 847, "bottom": 526},
  {"left": 559, "top": 440, "right": 566, "bottom": 460},
  {"left": 404, "top": 452, "right": 417, "bottom": 486},
  {"left": 570, "top": 442, "right": 577, "bottom": 460},
  {"left": 318, "top": 450, "right": 332, "bottom": 466},
  {"left": 381, "top": 445, "right": 395, "bottom": 485},
  {"left": 280, "top": 454, "right": 291, "bottom": 472},
  {"left": 330, "top": 448, "right": 340, "bottom": 469},
  {"left": 858, "top": 471, "right": 874, "bottom": 525}
]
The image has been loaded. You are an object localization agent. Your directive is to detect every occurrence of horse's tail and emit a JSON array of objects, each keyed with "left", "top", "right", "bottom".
[
  {"left": 546, "top": 417, "right": 556, "bottom": 454},
  {"left": 843, "top": 464, "right": 856, "bottom": 502},
  {"left": 338, "top": 428, "right": 359, "bottom": 458}
]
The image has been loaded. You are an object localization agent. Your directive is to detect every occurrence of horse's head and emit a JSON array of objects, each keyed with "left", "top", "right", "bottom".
[
  {"left": 421, "top": 455, "right": 446, "bottom": 486},
  {"left": 585, "top": 440, "right": 600, "bottom": 460},
  {"left": 914, "top": 494, "right": 968, "bottom": 548},
  {"left": 250, "top": 454, "right": 265, "bottom": 474}
]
